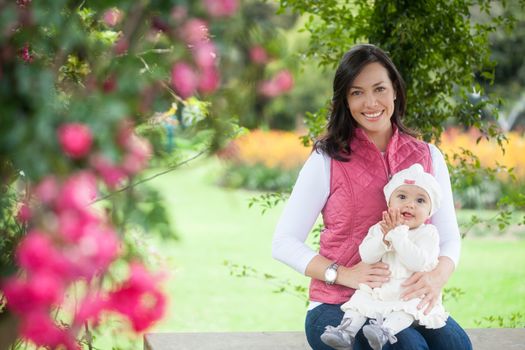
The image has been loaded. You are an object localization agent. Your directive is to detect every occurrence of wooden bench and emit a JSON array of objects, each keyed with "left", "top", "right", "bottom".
[{"left": 144, "top": 328, "right": 525, "bottom": 349}]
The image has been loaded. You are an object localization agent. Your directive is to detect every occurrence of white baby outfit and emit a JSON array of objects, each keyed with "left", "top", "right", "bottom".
[{"left": 340, "top": 221, "right": 449, "bottom": 329}]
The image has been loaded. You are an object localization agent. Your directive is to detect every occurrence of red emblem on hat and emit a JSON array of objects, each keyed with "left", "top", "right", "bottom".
[{"left": 404, "top": 179, "right": 415, "bottom": 185}]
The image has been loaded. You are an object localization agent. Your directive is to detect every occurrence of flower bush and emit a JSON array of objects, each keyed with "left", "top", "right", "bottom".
[
  {"left": 439, "top": 128, "right": 525, "bottom": 208},
  {"left": 217, "top": 129, "right": 310, "bottom": 191},
  {"left": 0, "top": 0, "right": 241, "bottom": 349}
]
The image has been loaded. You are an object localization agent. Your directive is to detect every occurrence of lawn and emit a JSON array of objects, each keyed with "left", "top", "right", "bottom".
[{"left": 139, "top": 156, "right": 524, "bottom": 334}]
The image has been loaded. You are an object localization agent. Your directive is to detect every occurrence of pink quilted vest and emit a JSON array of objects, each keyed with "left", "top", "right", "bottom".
[{"left": 309, "top": 126, "right": 432, "bottom": 304}]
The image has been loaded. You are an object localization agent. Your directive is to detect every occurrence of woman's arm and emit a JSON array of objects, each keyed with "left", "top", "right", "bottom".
[
  {"left": 429, "top": 144, "right": 461, "bottom": 266},
  {"left": 272, "top": 150, "right": 390, "bottom": 288},
  {"left": 271, "top": 150, "right": 330, "bottom": 274}
]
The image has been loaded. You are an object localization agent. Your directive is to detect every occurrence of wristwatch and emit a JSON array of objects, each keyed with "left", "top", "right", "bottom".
[{"left": 324, "top": 262, "right": 339, "bottom": 285}]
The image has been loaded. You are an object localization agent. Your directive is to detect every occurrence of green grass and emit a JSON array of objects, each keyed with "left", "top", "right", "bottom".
[{"left": 124, "top": 157, "right": 525, "bottom": 336}]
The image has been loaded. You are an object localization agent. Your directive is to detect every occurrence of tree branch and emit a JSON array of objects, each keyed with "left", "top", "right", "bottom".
[{"left": 91, "top": 148, "right": 209, "bottom": 204}]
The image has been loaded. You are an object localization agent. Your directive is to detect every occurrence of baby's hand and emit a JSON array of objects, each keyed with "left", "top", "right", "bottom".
[{"left": 380, "top": 208, "right": 404, "bottom": 234}]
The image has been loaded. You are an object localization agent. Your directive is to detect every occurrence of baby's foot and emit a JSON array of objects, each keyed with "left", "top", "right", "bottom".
[
  {"left": 362, "top": 323, "right": 397, "bottom": 350},
  {"left": 320, "top": 318, "right": 354, "bottom": 350}
]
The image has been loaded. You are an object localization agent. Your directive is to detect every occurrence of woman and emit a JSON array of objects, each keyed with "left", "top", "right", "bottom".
[{"left": 271, "top": 44, "right": 472, "bottom": 350}]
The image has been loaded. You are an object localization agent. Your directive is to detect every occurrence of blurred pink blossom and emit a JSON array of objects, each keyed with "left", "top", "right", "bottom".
[
  {"left": 114, "top": 36, "right": 129, "bottom": 55},
  {"left": 258, "top": 80, "right": 281, "bottom": 98},
  {"left": 57, "top": 123, "right": 93, "bottom": 159},
  {"left": 76, "top": 226, "right": 119, "bottom": 277},
  {"left": 90, "top": 154, "right": 127, "bottom": 189},
  {"left": 107, "top": 263, "right": 166, "bottom": 332},
  {"left": 20, "top": 312, "right": 78, "bottom": 350},
  {"left": 102, "top": 8, "right": 122, "bottom": 27},
  {"left": 20, "top": 43, "right": 32, "bottom": 63},
  {"left": 193, "top": 42, "right": 217, "bottom": 69},
  {"left": 249, "top": 45, "right": 268, "bottom": 64},
  {"left": 16, "top": 202, "right": 31, "bottom": 223},
  {"left": 74, "top": 294, "right": 108, "bottom": 326},
  {"left": 57, "top": 208, "right": 98, "bottom": 242},
  {"left": 274, "top": 70, "right": 294, "bottom": 91},
  {"left": 55, "top": 171, "right": 98, "bottom": 211},
  {"left": 198, "top": 67, "right": 220, "bottom": 94},
  {"left": 171, "top": 5, "right": 188, "bottom": 22},
  {"left": 258, "top": 69, "right": 294, "bottom": 97},
  {"left": 35, "top": 176, "right": 59, "bottom": 205},
  {"left": 121, "top": 134, "right": 152, "bottom": 175},
  {"left": 203, "top": 0, "right": 239, "bottom": 17},
  {"left": 179, "top": 18, "right": 209, "bottom": 45},
  {"left": 16, "top": 230, "right": 69, "bottom": 277},
  {"left": 171, "top": 62, "right": 198, "bottom": 99},
  {"left": 2, "top": 273, "right": 64, "bottom": 314}
]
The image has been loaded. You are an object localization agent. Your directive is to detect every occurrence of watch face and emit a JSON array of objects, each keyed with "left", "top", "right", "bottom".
[{"left": 325, "top": 268, "right": 337, "bottom": 282}]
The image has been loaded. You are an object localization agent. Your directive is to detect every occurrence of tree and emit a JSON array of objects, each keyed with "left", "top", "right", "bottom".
[
  {"left": 278, "top": 0, "right": 525, "bottom": 229},
  {"left": 0, "top": 0, "right": 240, "bottom": 348}
]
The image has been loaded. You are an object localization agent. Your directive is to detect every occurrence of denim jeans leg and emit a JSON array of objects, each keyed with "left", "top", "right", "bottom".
[
  {"left": 415, "top": 316, "right": 473, "bottom": 350},
  {"left": 353, "top": 319, "right": 429, "bottom": 350},
  {"left": 305, "top": 303, "right": 344, "bottom": 350}
]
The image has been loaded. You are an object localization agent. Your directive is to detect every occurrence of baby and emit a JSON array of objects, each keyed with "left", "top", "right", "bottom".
[{"left": 321, "top": 163, "right": 449, "bottom": 350}]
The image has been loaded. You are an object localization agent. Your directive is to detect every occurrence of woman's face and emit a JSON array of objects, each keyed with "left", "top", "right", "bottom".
[{"left": 346, "top": 62, "right": 396, "bottom": 138}]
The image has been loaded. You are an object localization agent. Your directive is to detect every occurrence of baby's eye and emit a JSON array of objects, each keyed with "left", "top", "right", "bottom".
[
  {"left": 398, "top": 194, "right": 406, "bottom": 199},
  {"left": 417, "top": 198, "right": 426, "bottom": 204}
]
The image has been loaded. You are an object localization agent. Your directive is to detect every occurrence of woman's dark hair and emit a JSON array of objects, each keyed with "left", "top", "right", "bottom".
[{"left": 314, "top": 44, "right": 416, "bottom": 161}]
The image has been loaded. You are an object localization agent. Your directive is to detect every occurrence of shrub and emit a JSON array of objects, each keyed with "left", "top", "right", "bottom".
[
  {"left": 217, "top": 129, "right": 310, "bottom": 191},
  {"left": 439, "top": 128, "right": 525, "bottom": 208}
]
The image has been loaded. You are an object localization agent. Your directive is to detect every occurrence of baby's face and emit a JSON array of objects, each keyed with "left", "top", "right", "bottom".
[{"left": 388, "top": 185, "right": 432, "bottom": 229}]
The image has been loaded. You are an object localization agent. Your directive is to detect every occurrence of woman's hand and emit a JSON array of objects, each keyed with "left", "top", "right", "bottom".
[
  {"left": 337, "top": 261, "right": 391, "bottom": 289},
  {"left": 401, "top": 257, "right": 455, "bottom": 314}
]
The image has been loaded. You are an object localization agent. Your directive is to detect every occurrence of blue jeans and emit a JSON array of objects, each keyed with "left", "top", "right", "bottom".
[{"left": 305, "top": 303, "right": 472, "bottom": 350}]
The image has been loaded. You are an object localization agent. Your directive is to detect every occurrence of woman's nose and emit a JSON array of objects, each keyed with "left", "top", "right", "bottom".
[{"left": 364, "top": 93, "right": 378, "bottom": 107}]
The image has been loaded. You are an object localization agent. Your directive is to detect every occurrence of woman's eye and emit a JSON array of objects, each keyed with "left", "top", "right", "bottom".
[
  {"left": 350, "top": 90, "right": 361, "bottom": 96},
  {"left": 376, "top": 86, "right": 386, "bottom": 92}
]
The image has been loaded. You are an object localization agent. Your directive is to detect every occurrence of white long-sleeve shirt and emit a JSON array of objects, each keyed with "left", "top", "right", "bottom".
[{"left": 271, "top": 144, "right": 461, "bottom": 275}]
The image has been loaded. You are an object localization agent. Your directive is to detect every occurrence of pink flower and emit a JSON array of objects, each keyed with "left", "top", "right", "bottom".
[
  {"left": 16, "top": 230, "right": 69, "bottom": 277},
  {"left": 249, "top": 45, "right": 268, "bottom": 64},
  {"left": 114, "top": 37, "right": 129, "bottom": 55},
  {"left": 258, "top": 70, "right": 294, "bottom": 97},
  {"left": 198, "top": 67, "right": 220, "bottom": 94},
  {"left": 171, "top": 5, "right": 187, "bottom": 22},
  {"left": 34, "top": 176, "right": 59, "bottom": 204},
  {"left": 102, "top": 8, "right": 122, "bottom": 27},
  {"left": 179, "top": 19, "right": 209, "bottom": 45},
  {"left": 2, "top": 273, "right": 64, "bottom": 314},
  {"left": 19, "top": 43, "right": 33, "bottom": 63},
  {"left": 55, "top": 171, "right": 97, "bottom": 212},
  {"left": 57, "top": 123, "right": 93, "bottom": 159},
  {"left": 203, "top": 0, "right": 239, "bottom": 17},
  {"left": 74, "top": 294, "right": 108, "bottom": 326},
  {"left": 20, "top": 312, "right": 78, "bottom": 350},
  {"left": 193, "top": 42, "right": 217, "bottom": 69},
  {"left": 16, "top": 202, "right": 31, "bottom": 223},
  {"left": 258, "top": 80, "right": 281, "bottom": 98},
  {"left": 121, "top": 134, "right": 152, "bottom": 175},
  {"left": 171, "top": 62, "right": 198, "bottom": 99},
  {"left": 90, "top": 154, "right": 127, "bottom": 189},
  {"left": 274, "top": 70, "right": 294, "bottom": 92},
  {"left": 57, "top": 208, "right": 99, "bottom": 242},
  {"left": 76, "top": 226, "right": 119, "bottom": 276},
  {"left": 107, "top": 263, "right": 166, "bottom": 332}
]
